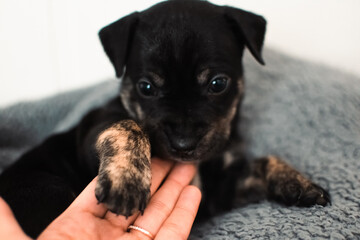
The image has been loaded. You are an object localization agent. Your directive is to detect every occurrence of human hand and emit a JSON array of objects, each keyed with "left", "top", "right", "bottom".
[{"left": 0, "top": 158, "right": 201, "bottom": 240}]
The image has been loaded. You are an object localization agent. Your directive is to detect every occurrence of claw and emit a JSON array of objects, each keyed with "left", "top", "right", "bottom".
[{"left": 95, "top": 191, "right": 106, "bottom": 203}]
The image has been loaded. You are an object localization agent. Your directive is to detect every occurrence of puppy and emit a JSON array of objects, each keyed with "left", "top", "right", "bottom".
[{"left": 0, "top": 0, "right": 330, "bottom": 238}]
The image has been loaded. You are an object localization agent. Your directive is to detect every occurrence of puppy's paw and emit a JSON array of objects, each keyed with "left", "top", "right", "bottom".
[
  {"left": 266, "top": 156, "right": 331, "bottom": 207},
  {"left": 297, "top": 182, "right": 330, "bottom": 207},
  {"left": 94, "top": 120, "right": 152, "bottom": 217},
  {"left": 95, "top": 170, "right": 151, "bottom": 217},
  {"left": 268, "top": 177, "right": 331, "bottom": 207}
]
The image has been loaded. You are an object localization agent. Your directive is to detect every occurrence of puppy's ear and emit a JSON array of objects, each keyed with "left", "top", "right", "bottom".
[
  {"left": 99, "top": 12, "right": 139, "bottom": 77},
  {"left": 224, "top": 7, "right": 266, "bottom": 65}
]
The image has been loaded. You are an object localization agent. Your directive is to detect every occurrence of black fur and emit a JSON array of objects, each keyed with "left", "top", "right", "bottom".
[{"left": 0, "top": 1, "right": 329, "bottom": 238}]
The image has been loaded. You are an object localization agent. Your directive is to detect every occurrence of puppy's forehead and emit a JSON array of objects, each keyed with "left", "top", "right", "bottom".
[
  {"left": 140, "top": 1, "right": 222, "bottom": 24},
  {"left": 133, "top": 1, "right": 242, "bottom": 69}
]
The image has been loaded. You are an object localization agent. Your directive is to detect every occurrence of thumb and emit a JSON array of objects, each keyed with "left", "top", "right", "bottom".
[{"left": 0, "top": 197, "right": 32, "bottom": 240}]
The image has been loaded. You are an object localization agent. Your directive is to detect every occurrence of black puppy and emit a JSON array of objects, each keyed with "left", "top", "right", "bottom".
[{"left": 0, "top": 0, "right": 330, "bottom": 238}]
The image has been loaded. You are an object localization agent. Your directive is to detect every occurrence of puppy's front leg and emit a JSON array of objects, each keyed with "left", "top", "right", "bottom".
[{"left": 94, "top": 120, "right": 151, "bottom": 217}]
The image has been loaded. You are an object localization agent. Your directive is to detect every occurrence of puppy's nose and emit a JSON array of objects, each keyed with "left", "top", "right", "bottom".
[
  {"left": 164, "top": 126, "right": 198, "bottom": 152},
  {"left": 169, "top": 136, "right": 198, "bottom": 152}
]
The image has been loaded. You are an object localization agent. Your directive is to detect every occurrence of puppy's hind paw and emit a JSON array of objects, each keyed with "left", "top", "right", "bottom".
[
  {"left": 297, "top": 183, "right": 331, "bottom": 207},
  {"left": 268, "top": 177, "right": 331, "bottom": 207},
  {"left": 265, "top": 156, "right": 331, "bottom": 207}
]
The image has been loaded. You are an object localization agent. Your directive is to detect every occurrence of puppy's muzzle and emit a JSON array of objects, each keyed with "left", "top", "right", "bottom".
[
  {"left": 166, "top": 133, "right": 198, "bottom": 153},
  {"left": 163, "top": 121, "right": 204, "bottom": 155}
]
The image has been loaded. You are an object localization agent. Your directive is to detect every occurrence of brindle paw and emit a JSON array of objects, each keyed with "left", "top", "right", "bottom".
[
  {"left": 95, "top": 171, "right": 151, "bottom": 217},
  {"left": 268, "top": 178, "right": 331, "bottom": 207},
  {"left": 297, "top": 183, "right": 331, "bottom": 207},
  {"left": 94, "top": 120, "right": 152, "bottom": 217},
  {"left": 264, "top": 156, "right": 331, "bottom": 207}
]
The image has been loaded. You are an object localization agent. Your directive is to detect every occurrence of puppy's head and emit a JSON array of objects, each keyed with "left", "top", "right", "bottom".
[{"left": 99, "top": 0, "right": 266, "bottom": 162}]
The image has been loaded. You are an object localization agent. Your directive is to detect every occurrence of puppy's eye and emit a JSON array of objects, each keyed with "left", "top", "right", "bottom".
[
  {"left": 137, "top": 80, "right": 157, "bottom": 97},
  {"left": 208, "top": 75, "right": 229, "bottom": 94}
]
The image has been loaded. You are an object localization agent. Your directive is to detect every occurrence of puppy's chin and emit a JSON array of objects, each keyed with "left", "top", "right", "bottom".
[
  {"left": 157, "top": 148, "right": 202, "bottom": 163},
  {"left": 166, "top": 154, "right": 199, "bottom": 163}
]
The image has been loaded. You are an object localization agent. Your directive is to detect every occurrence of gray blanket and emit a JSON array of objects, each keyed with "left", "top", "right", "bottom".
[{"left": 1, "top": 49, "right": 359, "bottom": 239}]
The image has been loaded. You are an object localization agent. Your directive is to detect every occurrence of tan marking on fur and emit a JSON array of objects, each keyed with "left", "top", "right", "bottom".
[
  {"left": 223, "top": 151, "right": 235, "bottom": 169},
  {"left": 197, "top": 78, "right": 243, "bottom": 154},
  {"left": 266, "top": 156, "right": 284, "bottom": 174},
  {"left": 134, "top": 103, "right": 145, "bottom": 120},
  {"left": 96, "top": 127, "right": 129, "bottom": 169},
  {"left": 266, "top": 155, "right": 310, "bottom": 188},
  {"left": 96, "top": 120, "right": 151, "bottom": 190},
  {"left": 217, "top": 78, "right": 244, "bottom": 137},
  {"left": 120, "top": 77, "right": 136, "bottom": 119},
  {"left": 238, "top": 79, "right": 244, "bottom": 92},
  {"left": 266, "top": 156, "right": 289, "bottom": 179},
  {"left": 217, "top": 93, "right": 240, "bottom": 137},
  {"left": 243, "top": 176, "right": 265, "bottom": 190},
  {"left": 149, "top": 72, "right": 164, "bottom": 87},
  {"left": 197, "top": 69, "right": 210, "bottom": 85},
  {"left": 120, "top": 77, "right": 145, "bottom": 121}
]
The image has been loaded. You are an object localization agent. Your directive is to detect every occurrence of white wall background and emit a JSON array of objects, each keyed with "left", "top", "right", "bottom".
[{"left": 0, "top": 0, "right": 359, "bottom": 107}]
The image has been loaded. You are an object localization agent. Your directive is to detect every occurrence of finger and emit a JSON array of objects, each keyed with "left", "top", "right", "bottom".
[
  {"left": 129, "top": 163, "right": 196, "bottom": 239},
  {"left": 67, "top": 176, "right": 108, "bottom": 218},
  {"left": 104, "top": 157, "right": 175, "bottom": 227},
  {"left": 0, "top": 197, "right": 32, "bottom": 240},
  {"left": 155, "top": 186, "right": 201, "bottom": 240},
  {"left": 149, "top": 158, "right": 176, "bottom": 195}
]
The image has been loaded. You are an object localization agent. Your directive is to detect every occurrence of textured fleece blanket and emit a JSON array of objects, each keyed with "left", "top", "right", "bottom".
[{"left": 1, "top": 49, "right": 359, "bottom": 239}]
